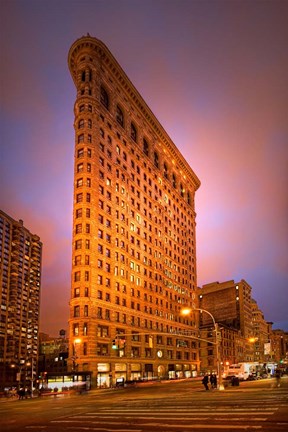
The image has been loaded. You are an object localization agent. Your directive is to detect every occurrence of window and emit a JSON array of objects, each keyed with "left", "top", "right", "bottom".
[
  {"left": 78, "top": 134, "right": 84, "bottom": 143},
  {"left": 84, "top": 305, "right": 88, "bottom": 317},
  {"left": 75, "top": 239, "right": 82, "bottom": 250},
  {"left": 77, "top": 163, "right": 84, "bottom": 173},
  {"left": 143, "top": 139, "right": 149, "bottom": 156},
  {"left": 76, "top": 178, "right": 83, "bottom": 188},
  {"left": 77, "top": 148, "right": 84, "bottom": 158},
  {"left": 74, "top": 306, "right": 80, "bottom": 317},
  {"left": 131, "top": 122, "right": 137, "bottom": 142},
  {"left": 100, "top": 86, "right": 109, "bottom": 110},
  {"left": 116, "top": 105, "right": 124, "bottom": 127},
  {"left": 83, "top": 323, "right": 88, "bottom": 336},
  {"left": 76, "top": 193, "right": 83, "bottom": 203},
  {"left": 172, "top": 174, "right": 177, "bottom": 188},
  {"left": 74, "top": 255, "right": 81, "bottom": 265},
  {"left": 164, "top": 163, "right": 168, "bottom": 179},
  {"left": 154, "top": 151, "right": 159, "bottom": 168},
  {"left": 76, "top": 208, "right": 82, "bottom": 218},
  {"left": 73, "top": 324, "right": 79, "bottom": 336},
  {"left": 78, "top": 119, "right": 84, "bottom": 129}
]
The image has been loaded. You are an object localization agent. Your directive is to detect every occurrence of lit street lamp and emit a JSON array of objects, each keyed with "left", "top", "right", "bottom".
[
  {"left": 11, "top": 358, "right": 35, "bottom": 395},
  {"left": 181, "top": 307, "right": 224, "bottom": 390}
]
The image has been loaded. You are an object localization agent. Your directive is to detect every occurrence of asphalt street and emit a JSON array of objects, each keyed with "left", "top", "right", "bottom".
[{"left": 1, "top": 376, "right": 287, "bottom": 432}]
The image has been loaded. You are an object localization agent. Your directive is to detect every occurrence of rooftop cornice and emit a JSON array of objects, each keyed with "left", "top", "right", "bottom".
[{"left": 68, "top": 35, "right": 201, "bottom": 191}]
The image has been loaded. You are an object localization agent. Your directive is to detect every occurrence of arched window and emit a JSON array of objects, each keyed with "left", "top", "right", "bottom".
[
  {"left": 143, "top": 139, "right": 149, "bottom": 156},
  {"left": 81, "top": 70, "right": 86, "bottom": 82},
  {"left": 78, "top": 119, "right": 84, "bottom": 129},
  {"left": 116, "top": 105, "right": 124, "bottom": 127},
  {"left": 164, "top": 163, "right": 168, "bottom": 179},
  {"left": 154, "top": 151, "right": 159, "bottom": 168},
  {"left": 131, "top": 123, "right": 137, "bottom": 142},
  {"left": 100, "top": 86, "right": 109, "bottom": 110},
  {"left": 172, "top": 174, "right": 177, "bottom": 189}
]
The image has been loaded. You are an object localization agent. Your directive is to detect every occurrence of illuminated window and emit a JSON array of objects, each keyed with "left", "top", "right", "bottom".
[
  {"left": 77, "top": 148, "right": 84, "bottom": 158},
  {"left": 74, "top": 306, "right": 80, "bottom": 317},
  {"left": 77, "top": 163, "right": 84, "bottom": 173},
  {"left": 75, "top": 239, "right": 82, "bottom": 250}
]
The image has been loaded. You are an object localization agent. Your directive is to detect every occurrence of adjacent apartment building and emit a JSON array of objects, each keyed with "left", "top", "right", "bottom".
[
  {"left": 198, "top": 279, "right": 267, "bottom": 372},
  {"left": 68, "top": 35, "right": 201, "bottom": 387},
  {"left": 0, "top": 210, "right": 42, "bottom": 389}
]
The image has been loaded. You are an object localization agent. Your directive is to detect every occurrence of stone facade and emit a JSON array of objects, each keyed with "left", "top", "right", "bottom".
[{"left": 68, "top": 35, "right": 201, "bottom": 387}]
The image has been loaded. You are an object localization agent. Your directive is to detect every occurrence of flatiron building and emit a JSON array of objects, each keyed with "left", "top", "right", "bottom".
[{"left": 68, "top": 35, "right": 201, "bottom": 387}]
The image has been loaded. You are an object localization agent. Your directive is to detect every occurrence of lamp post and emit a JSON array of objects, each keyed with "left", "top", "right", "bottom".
[
  {"left": 26, "top": 358, "right": 34, "bottom": 398},
  {"left": 181, "top": 307, "right": 224, "bottom": 390},
  {"left": 10, "top": 359, "right": 26, "bottom": 391}
]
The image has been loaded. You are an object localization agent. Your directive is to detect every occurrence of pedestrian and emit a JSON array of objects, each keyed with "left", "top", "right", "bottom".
[
  {"left": 18, "top": 387, "right": 25, "bottom": 400},
  {"left": 275, "top": 369, "right": 281, "bottom": 387},
  {"left": 210, "top": 374, "right": 217, "bottom": 389},
  {"left": 202, "top": 374, "right": 209, "bottom": 391}
]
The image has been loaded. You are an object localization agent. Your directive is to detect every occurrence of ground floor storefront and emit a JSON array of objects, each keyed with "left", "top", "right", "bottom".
[{"left": 95, "top": 361, "right": 198, "bottom": 388}]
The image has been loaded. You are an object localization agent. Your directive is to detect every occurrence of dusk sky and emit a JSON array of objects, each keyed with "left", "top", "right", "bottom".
[{"left": 1, "top": 0, "right": 287, "bottom": 336}]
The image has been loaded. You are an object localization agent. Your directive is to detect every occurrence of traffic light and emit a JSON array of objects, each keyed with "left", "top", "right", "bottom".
[
  {"left": 112, "top": 339, "right": 118, "bottom": 350},
  {"left": 148, "top": 335, "right": 153, "bottom": 348}
]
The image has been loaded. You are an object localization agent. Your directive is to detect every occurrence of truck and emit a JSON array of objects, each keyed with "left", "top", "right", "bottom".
[{"left": 223, "top": 362, "right": 259, "bottom": 381}]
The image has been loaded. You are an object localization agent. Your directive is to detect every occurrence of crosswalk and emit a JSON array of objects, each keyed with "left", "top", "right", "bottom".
[{"left": 26, "top": 388, "right": 288, "bottom": 431}]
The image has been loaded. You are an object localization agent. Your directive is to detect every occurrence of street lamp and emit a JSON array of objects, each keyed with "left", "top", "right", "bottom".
[
  {"left": 26, "top": 359, "right": 35, "bottom": 398},
  {"left": 181, "top": 307, "right": 224, "bottom": 390},
  {"left": 11, "top": 358, "right": 35, "bottom": 395}
]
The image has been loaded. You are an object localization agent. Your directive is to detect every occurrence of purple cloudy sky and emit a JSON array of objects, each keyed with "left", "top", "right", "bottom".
[{"left": 1, "top": 0, "right": 287, "bottom": 336}]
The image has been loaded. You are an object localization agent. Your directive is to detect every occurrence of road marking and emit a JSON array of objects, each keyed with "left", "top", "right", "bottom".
[
  {"left": 83, "top": 410, "right": 275, "bottom": 416},
  {"left": 135, "top": 423, "right": 262, "bottom": 429},
  {"left": 87, "top": 408, "right": 276, "bottom": 413},
  {"left": 69, "top": 415, "right": 270, "bottom": 422},
  {"left": 50, "top": 421, "right": 141, "bottom": 431}
]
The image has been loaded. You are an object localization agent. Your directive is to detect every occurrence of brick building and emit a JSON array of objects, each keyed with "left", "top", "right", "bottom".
[{"left": 198, "top": 279, "right": 256, "bottom": 371}]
